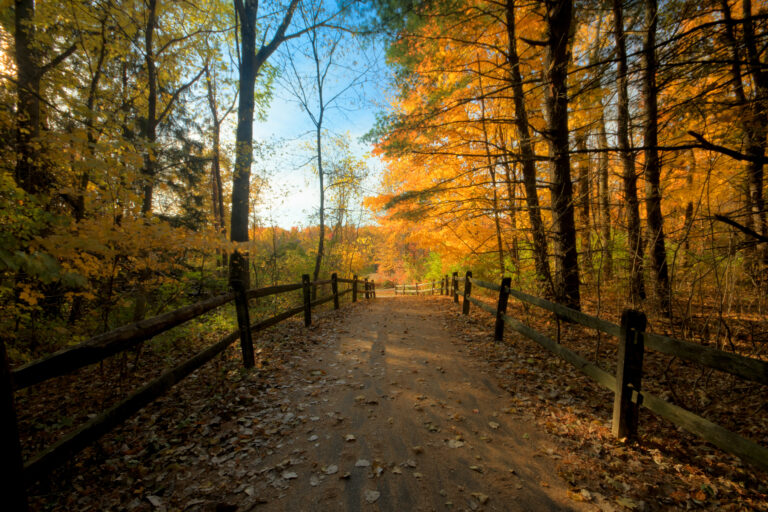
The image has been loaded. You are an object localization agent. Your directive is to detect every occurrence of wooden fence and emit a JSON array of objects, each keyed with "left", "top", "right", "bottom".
[
  {"left": 0, "top": 273, "right": 375, "bottom": 510},
  {"left": 392, "top": 280, "right": 440, "bottom": 295},
  {"left": 443, "top": 270, "right": 768, "bottom": 473}
]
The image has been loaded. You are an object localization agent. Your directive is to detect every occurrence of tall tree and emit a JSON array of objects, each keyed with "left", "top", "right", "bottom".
[
  {"left": 642, "top": 0, "right": 670, "bottom": 312},
  {"left": 504, "top": 0, "right": 553, "bottom": 294},
  {"left": 544, "top": 0, "right": 580, "bottom": 309},
  {"left": 230, "top": 0, "right": 300, "bottom": 290},
  {"left": 279, "top": 6, "right": 369, "bottom": 292},
  {"left": 612, "top": 0, "right": 645, "bottom": 303}
]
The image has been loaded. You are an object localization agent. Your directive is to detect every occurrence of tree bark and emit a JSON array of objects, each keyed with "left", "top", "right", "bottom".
[
  {"left": 642, "top": 0, "right": 671, "bottom": 313},
  {"left": 576, "top": 132, "right": 592, "bottom": 273},
  {"left": 504, "top": 0, "right": 553, "bottom": 294},
  {"left": 544, "top": 0, "right": 580, "bottom": 309},
  {"left": 613, "top": 0, "right": 646, "bottom": 304},
  {"left": 204, "top": 65, "right": 228, "bottom": 269},
  {"left": 140, "top": 0, "right": 158, "bottom": 216},
  {"left": 740, "top": 0, "right": 768, "bottom": 272},
  {"left": 477, "top": 55, "right": 505, "bottom": 276},
  {"left": 14, "top": 0, "right": 45, "bottom": 194},
  {"left": 597, "top": 107, "right": 613, "bottom": 279},
  {"left": 230, "top": 0, "right": 299, "bottom": 290}
]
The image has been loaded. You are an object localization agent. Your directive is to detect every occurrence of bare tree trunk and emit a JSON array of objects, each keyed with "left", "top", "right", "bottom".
[
  {"left": 613, "top": 0, "right": 646, "bottom": 304},
  {"left": 476, "top": 55, "right": 505, "bottom": 275},
  {"left": 205, "top": 65, "right": 228, "bottom": 270},
  {"left": 576, "top": 132, "right": 592, "bottom": 274},
  {"left": 597, "top": 108, "right": 613, "bottom": 279},
  {"left": 642, "top": 0, "right": 670, "bottom": 313},
  {"left": 312, "top": 123, "right": 325, "bottom": 297},
  {"left": 140, "top": 0, "right": 158, "bottom": 216},
  {"left": 544, "top": 0, "right": 580, "bottom": 309},
  {"left": 501, "top": 155, "right": 520, "bottom": 265},
  {"left": 14, "top": 0, "right": 45, "bottom": 194},
  {"left": 504, "top": 0, "right": 553, "bottom": 294},
  {"left": 741, "top": 0, "right": 768, "bottom": 273}
]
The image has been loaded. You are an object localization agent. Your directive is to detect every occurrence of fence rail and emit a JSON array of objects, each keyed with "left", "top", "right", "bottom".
[
  {"left": 1, "top": 271, "right": 375, "bottom": 507},
  {"left": 456, "top": 271, "right": 768, "bottom": 472}
]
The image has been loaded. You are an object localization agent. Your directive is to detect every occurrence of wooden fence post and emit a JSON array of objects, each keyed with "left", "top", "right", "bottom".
[
  {"left": 332, "top": 273, "right": 339, "bottom": 310},
  {"left": 364, "top": 278, "right": 369, "bottom": 299},
  {"left": 495, "top": 277, "right": 511, "bottom": 342},
  {"left": 462, "top": 271, "right": 472, "bottom": 315},
  {"left": 1, "top": 340, "right": 28, "bottom": 512},
  {"left": 352, "top": 275, "right": 358, "bottom": 302},
  {"left": 372, "top": 281, "right": 376, "bottom": 298},
  {"left": 302, "top": 274, "right": 311, "bottom": 327},
  {"left": 612, "top": 309, "right": 647, "bottom": 439},
  {"left": 432, "top": 281, "right": 435, "bottom": 295},
  {"left": 233, "top": 282, "right": 254, "bottom": 368},
  {"left": 452, "top": 272, "right": 459, "bottom": 303}
]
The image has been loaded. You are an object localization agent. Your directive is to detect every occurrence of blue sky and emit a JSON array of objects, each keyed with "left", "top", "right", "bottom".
[{"left": 249, "top": 28, "right": 390, "bottom": 229}]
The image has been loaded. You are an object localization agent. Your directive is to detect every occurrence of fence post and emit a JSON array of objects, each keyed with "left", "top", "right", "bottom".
[
  {"left": 233, "top": 282, "right": 254, "bottom": 368},
  {"left": 462, "top": 271, "right": 472, "bottom": 315},
  {"left": 432, "top": 281, "right": 435, "bottom": 295},
  {"left": 372, "top": 281, "right": 376, "bottom": 298},
  {"left": 302, "top": 274, "right": 311, "bottom": 327},
  {"left": 1, "top": 340, "right": 28, "bottom": 512},
  {"left": 332, "top": 273, "right": 339, "bottom": 310},
  {"left": 495, "top": 277, "right": 511, "bottom": 341},
  {"left": 452, "top": 272, "right": 459, "bottom": 303},
  {"left": 612, "top": 309, "right": 647, "bottom": 439},
  {"left": 352, "top": 274, "right": 358, "bottom": 302},
  {"left": 364, "top": 278, "right": 369, "bottom": 299}
]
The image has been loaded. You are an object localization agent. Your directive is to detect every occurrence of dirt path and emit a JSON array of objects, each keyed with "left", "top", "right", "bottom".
[{"left": 248, "top": 296, "right": 589, "bottom": 511}]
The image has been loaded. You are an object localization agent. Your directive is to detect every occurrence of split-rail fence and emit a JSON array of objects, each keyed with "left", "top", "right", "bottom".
[{"left": 0, "top": 273, "right": 376, "bottom": 510}]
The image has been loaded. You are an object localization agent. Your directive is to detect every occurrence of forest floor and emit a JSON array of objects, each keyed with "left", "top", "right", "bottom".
[{"left": 23, "top": 296, "right": 768, "bottom": 511}]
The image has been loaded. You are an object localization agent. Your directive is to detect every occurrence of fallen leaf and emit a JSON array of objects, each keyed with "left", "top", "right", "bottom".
[
  {"left": 616, "top": 497, "right": 639, "bottom": 510},
  {"left": 364, "top": 490, "right": 380, "bottom": 503},
  {"left": 471, "top": 493, "right": 489, "bottom": 505},
  {"left": 488, "top": 421, "right": 500, "bottom": 430},
  {"left": 282, "top": 471, "right": 298, "bottom": 480},
  {"left": 355, "top": 459, "right": 371, "bottom": 467},
  {"left": 323, "top": 465, "right": 338, "bottom": 475}
]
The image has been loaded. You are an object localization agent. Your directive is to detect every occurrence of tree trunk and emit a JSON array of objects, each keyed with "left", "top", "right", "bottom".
[
  {"left": 476, "top": 55, "right": 505, "bottom": 275},
  {"left": 544, "top": 0, "right": 580, "bottom": 309},
  {"left": 740, "top": 0, "right": 768, "bottom": 273},
  {"left": 613, "top": 0, "right": 646, "bottom": 304},
  {"left": 597, "top": 108, "right": 613, "bottom": 279},
  {"left": 14, "top": 0, "right": 45, "bottom": 194},
  {"left": 230, "top": 0, "right": 259, "bottom": 291},
  {"left": 504, "top": 0, "right": 553, "bottom": 294},
  {"left": 205, "top": 65, "right": 228, "bottom": 270},
  {"left": 140, "top": 0, "right": 158, "bottom": 216},
  {"left": 312, "top": 123, "right": 325, "bottom": 297},
  {"left": 229, "top": 0, "right": 299, "bottom": 290},
  {"left": 642, "top": 0, "right": 670, "bottom": 313},
  {"left": 576, "top": 132, "right": 592, "bottom": 273}
]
